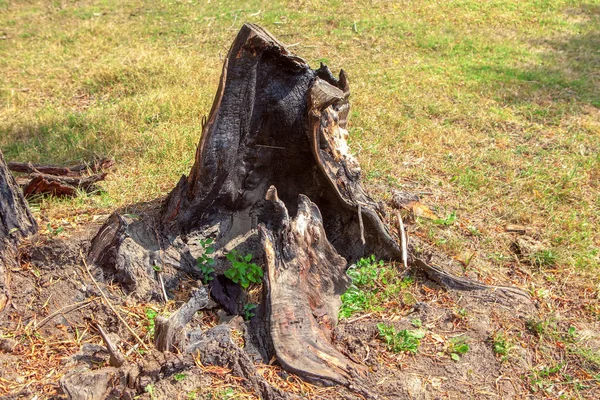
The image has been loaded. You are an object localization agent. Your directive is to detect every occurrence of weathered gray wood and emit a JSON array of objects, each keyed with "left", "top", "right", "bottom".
[
  {"left": 0, "top": 151, "right": 37, "bottom": 242},
  {"left": 260, "top": 187, "right": 367, "bottom": 386},
  {"left": 85, "top": 24, "right": 530, "bottom": 392},
  {"left": 154, "top": 286, "right": 209, "bottom": 352},
  {"left": 0, "top": 150, "right": 37, "bottom": 310}
]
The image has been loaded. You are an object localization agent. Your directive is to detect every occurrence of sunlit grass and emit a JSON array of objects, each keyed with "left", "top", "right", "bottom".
[{"left": 1, "top": 1, "right": 598, "bottom": 270}]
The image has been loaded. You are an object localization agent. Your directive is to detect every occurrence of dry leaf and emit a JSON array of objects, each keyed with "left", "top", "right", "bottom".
[{"left": 409, "top": 201, "right": 438, "bottom": 220}]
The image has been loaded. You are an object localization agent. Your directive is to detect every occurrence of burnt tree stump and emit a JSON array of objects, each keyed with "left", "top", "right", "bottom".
[
  {"left": 0, "top": 150, "right": 37, "bottom": 311},
  {"left": 88, "top": 23, "right": 529, "bottom": 389}
]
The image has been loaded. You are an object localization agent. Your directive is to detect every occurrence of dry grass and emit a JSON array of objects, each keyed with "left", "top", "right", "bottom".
[{"left": 1, "top": 0, "right": 600, "bottom": 398}]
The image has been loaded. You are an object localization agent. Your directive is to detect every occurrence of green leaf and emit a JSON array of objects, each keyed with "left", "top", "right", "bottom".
[
  {"left": 145, "top": 308, "right": 158, "bottom": 320},
  {"left": 454, "top": 343, "right": 470, "bottom": 354},
  {"left": 451, "top": 353, "right": 460, "bottom": 361}
]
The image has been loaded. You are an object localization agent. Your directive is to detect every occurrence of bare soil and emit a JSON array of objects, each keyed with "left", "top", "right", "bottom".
[{"left": 2, "top": 209, "right": 582, "bottom": 400}]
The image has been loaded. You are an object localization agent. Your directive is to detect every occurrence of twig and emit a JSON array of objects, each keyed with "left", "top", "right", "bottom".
[
  {"left": 96, "top": 323, "right": 126, "bottom": 367},
  {"left": 34, "top": 298, "right": 97, "bottom": 330},
  {"left": 346, "top": 312, "right": 373, "bottom": 324},
  {"left": 397, "top": 212, "right": 408, "bottom": 270},
  {"left": 357, "top": 204, "right": 365, "bottom": 246},
  {"left": 125, "top": 343, "right": 140, "bottom": 357},
  {"left": 80, "top": 251, "right": 149, "bottom": 350},
  {"left": 362, "top": 344, "right": 370, "bottom": 363},
  {"left": 158, "top": 271, "right": 168, "bottom": 304}
]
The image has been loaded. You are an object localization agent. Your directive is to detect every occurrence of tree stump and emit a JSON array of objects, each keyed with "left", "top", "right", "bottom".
[
  {"left": 88, "top": 23, "right": 528, "bottom": 388},
  {"left": 0, "top": 150, "right": 37, "bottom": 311}
]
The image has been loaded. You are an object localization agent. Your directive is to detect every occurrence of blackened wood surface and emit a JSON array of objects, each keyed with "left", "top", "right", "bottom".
[{"left": 161, "top": 23, "right": 401, "bottom": 263}]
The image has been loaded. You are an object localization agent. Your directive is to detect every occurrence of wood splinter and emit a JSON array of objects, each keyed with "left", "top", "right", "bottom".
[{"left": 154, "top": 286, "right": 210, "bottom": 352}]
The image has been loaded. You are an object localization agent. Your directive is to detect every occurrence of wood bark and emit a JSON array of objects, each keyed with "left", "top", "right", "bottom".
[{"left": 0, "top": 150, "right": 37, "bottom": 310}]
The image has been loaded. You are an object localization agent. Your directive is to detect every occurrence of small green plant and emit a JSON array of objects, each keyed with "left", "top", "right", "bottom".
[
  {"left": 145, "top": 384, "right": 157, "bottom": 400},
  {"left": 347, "top": 254, "right": 383, "bottom": 286},
  {"left": 455, "top": 307, "right": 468, "bottom": 319},
  {"left": 339, "top": 286, "right": 375, "bottom": 319},
  {"left": 187, "top": 391, "right": 198, "bottom": 400},
  {"left": 224, "top": 250, "right": 263, "bottom": 289},
  {"left": 197, "top": 238, "right": 216, "bottom": 283},
  {"left": 433, "top": 211, "right": 457, "bottom": 226},
  {"left": 243, "top": 303, "right": 257, "bottom": 321},
  {"left": 493, "top": 332, "right": 512, "bottom": 360},
  {"left": 411, "top": 318, "right": 422, "bottom": 328},
  {"left": 146, "top": 308, "right": 158, "bottom": 337},
  {"left": 531, "top": 249, "right": 557, "bottom": 268},
  {"left": 340, "top": 255, "right": 384, "bottom": 318},
  {"left": 340, "top": 256, "right": 415, "bottom": 319},
  {"left": 447, "top": 335, "right": 470, "bottom": 361},
  {"left": 377, "top": 323, "right": 425, "bottom": 354},
  {"left": 209, "top": 387, "right": 235, "bottom": 399},
  {"left": 526, "top": 318, "right": 547, "bottom": 336},
  {"left": 567, "top": 326, "right": 578, "bottom": 342},
  {"left": 173, "top": 373, "right": 186, "bottom": 382},
  {"left": 46, "top": 223, "right": 64, "bottom": 236},
  {"left": 529, "top": 363, "right": 565, "bottom": 393}
]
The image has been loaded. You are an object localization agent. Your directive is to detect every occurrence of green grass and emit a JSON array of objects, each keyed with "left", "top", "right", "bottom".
[
  {"left": 1, "top": 2, "right": 598, "bottom": 272},
  {"left": 340, "top": 255, "right": 415, "bottom": 319},
  {"left": 377, "top": 323, "right": 426, "bottom": 354}
]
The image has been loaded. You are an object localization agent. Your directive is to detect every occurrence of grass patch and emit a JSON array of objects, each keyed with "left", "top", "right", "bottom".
[
  {"left": 377, "top": 323, "right": 426, "bottom": 354},
  {"left": 340, "top": 255, "right": 414, "bottom": 319}
]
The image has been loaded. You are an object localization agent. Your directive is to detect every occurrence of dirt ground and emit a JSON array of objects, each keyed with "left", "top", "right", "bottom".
[{"left": 0, "top": 205, "right": 599, "bottom": 399}]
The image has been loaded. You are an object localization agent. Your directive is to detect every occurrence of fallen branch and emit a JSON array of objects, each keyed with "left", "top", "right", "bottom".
[
  {"left": 8, "top": 158, "right": 114, "bottom": 177},
  {"left": 96, "top": 323, "right": 126, "bottom": 367},
  {"left": 8, "top": 158, "right": 114, "bottom": 197},
  {"left": 34, "top": 298, "right": 98, "bottom": 330},
  {"left": 23, "top": 172, "right": 107, "bottom": 197}
]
